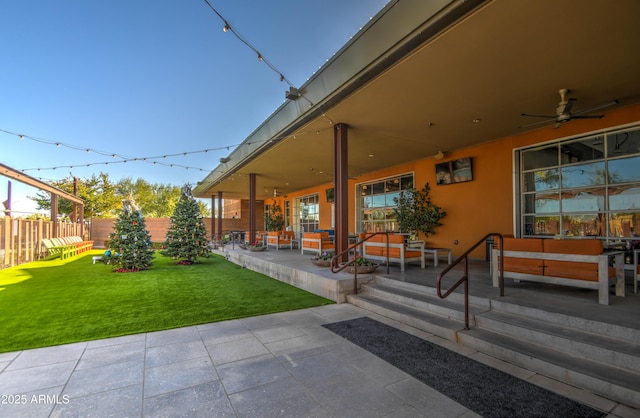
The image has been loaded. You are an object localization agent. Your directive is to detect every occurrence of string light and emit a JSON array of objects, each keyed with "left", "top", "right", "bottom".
[
  {"left": 201, "top": 0, "right": 296, "bottom": 88},
  {"left": 1, "top": 124, "right": 336, "bottom": 174}
]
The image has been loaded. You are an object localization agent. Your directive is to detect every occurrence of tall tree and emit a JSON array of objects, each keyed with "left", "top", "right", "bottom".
[
  {"left": 107, "top": 199, "right": 154, "bottom": 271},
  {"left": 29, "top": 173, "right": 211, "bottom": 218},
  {"left": 164, "top": 185, "right": 210, "bottom": 263},
  {"left": 30, "top": 173, "right": 120, "bottom": 218}
]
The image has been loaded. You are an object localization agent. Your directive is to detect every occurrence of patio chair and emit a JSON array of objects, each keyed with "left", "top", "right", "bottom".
[
  {"left": 266, "top": 231, "right": 295, "bottom": 250},
  {"left": 42, "top": 238, "right": 76, "bottom": 260},
  {"left": 301, "top": 232, "right": 335, "bottom": 255}
]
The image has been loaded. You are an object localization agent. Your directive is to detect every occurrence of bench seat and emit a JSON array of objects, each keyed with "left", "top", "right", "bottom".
[
  {"left": 362, "top": 234, "right": 425, "bottom": 272},
  {"left": 492, "top": 238, "right": 624, "bottom": 305}
]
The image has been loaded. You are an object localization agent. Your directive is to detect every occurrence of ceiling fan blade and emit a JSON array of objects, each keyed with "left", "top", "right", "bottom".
[
  {"left": 521, "top": 112, "right": 556, "bottom": 119},
  {"left": 572, "top": 99, "right": 618, "bottom": 116},
  {"left": 518, "top": 118, "right": 556, "bottom": 129},
  {"left": 562, "top": 98, "right": 577, "bottom": 114},
  {"left": 571, "top": 114, "right": 604, "bottom": 120}
]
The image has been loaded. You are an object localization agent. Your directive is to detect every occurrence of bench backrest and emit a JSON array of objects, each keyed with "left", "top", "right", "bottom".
[
  {"left": 363, "top": 234, "right": 421, "bottom": 258},
  {"left": 498, "top": 237, "right": 544, "bottom": 275},
  {"left": 303, "top": 232, "right": 333, "bottom": 249},
  {"left": 543, "top": 239, "right": 603, "bottom": 281}
]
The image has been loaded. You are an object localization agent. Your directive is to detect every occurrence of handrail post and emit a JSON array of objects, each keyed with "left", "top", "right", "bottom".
[
  {"left": 385, "top": 232, "right": 390, "bottom": 274},
  {"left": 437, "top": 233, "right": 503, "bottom": 331},
  {"left": 330, "top": 231, "right": 392, "bottom": 296}
]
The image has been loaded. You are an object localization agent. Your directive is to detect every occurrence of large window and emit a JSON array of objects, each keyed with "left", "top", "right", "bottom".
[
  {"left": 356, "top": 174, "right": 414, "bottom": 233},
  {"left": 293, "top": 194, "right": 319, "bottom": 233},
  {"left": 519, "top": 126, "right": 640, "bottom": 241}
]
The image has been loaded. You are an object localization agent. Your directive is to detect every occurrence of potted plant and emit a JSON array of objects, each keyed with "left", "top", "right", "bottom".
[
  {"left": 311, "top": 251, "right": 334, "bottom": 267},
  {"left": 392, "top": 182, "right": 446, "bottom": 240},
  {"left": 345, "top": 255, "right": 379, "bottom": 274},
  {"left": 246, "top": 241, "right": 266, "bottom": 252}
]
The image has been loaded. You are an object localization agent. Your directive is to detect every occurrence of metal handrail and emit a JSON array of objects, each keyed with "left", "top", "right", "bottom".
[
  {"left": 330, "top": 232, "right": 391, "bottom": 294},
  {"left": 436, "top": 233, "right": 503, "bottom": 330}
]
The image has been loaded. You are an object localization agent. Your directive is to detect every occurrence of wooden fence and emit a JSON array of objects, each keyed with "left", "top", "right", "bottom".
[
  {"left": 1, "top": 213, "right": 263, "bottom": 269},
  {"left": 0, "top": 217, "right": 86, "bottom": 269}
]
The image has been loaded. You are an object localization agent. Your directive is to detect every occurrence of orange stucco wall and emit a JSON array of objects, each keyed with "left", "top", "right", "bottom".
[{"left": 280, "top": 103, "right": 640, "bottom": 258}]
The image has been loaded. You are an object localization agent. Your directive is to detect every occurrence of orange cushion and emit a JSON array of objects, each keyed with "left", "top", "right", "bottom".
[
  {"left": 543, "top": 239, "right": 603, "bottom": 281},
  {"left": 498, "top": 238, "right": 544, "bottom": 275}
]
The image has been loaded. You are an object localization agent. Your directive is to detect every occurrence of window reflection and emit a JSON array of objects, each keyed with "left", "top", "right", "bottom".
[
  {"left": 609, "top": 186, "right": 640, "bottom": 211},
  {"left": 609, "top": 212, "right": 640, "bottom": 238},
  {"left": 607, "top": 129, "right": 640, "bottom": 158},
  {"left": 523, "top": 145, "right": 558, "bottom": 170},
  {"left": 562, "top": 214, "right": 604, "bottom": 237},
  {"left": 523, "top": 193, "right": 559, "bottom": 213},
  {"left": 357, "top": 174, "right": 413, "bottom": 233},
  {"left": 561, "top": 162, "right": 605, "bottom": 188},
  {"left": 523, "top": 169, "right": 559, "bottom": 192},
  {"left": 523, "top": 215, "right": 560, "bottom": 236},
  {"left": 519, "top": 125, "right": 640, "bottom": 240},
  {"left": 560, "top": 188, "right": 605, "bottom": 212},
  {"left": 608, "top": 156, "right": 640, "bottom": 184}
]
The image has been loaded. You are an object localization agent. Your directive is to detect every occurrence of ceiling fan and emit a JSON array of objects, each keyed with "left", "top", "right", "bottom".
[{"left": 520, "top": 89, "right": 618, "bottom": 129}]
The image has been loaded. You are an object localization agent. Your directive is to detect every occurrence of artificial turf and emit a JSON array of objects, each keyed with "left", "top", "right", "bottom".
[{"left": 0, "top": 250, "right": 333, "bottom": 352}]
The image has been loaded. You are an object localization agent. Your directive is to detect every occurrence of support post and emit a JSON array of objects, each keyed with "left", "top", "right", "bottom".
[
  {"left": 249, "top": 174, "right": 256, "bottom": 245},
  {"left": 217, "top": 191, "right": 223, "bottom": 241},
  {"left": 211, "top": 195, "right": 216, "bottom": 241},
  {"left": 51, "top": 193, "right": 58, "bottom": 238},
  {"left": 334, "top": 123, "right": 349, "bottom": 262}
]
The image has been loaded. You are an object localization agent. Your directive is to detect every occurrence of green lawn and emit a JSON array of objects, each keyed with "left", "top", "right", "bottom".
[{"left": 0, "top": 251, "right": 333, "bottom": 353}]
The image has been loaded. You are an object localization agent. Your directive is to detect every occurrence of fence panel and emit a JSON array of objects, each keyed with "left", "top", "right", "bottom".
[{"left": 0, "top": 217, "right": 90, "bottom": 270}]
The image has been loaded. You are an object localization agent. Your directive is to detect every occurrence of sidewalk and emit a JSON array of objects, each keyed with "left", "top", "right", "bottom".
[{"left": 0, "top": 304, "right": 630, "bottom": 417}]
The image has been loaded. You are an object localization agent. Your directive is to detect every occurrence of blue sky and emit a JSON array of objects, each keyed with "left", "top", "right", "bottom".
[{"left": 0, "top": 0, "right": 389, "bottom": 214}]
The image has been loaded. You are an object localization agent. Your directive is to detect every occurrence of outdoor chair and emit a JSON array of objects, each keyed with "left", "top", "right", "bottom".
[
  {"left": 301, "top": 232, "right": 335, "bottom": 255},
  {"left": 42, "top": 238, "right": 76, "bottom": 260},
  {"left": 266, "top": 231, "right": 295, "bottom": 250}
]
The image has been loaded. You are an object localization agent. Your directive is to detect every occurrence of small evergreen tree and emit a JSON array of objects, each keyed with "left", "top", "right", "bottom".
[
  {"left": 165, "top": 185, "right": 210, "bottom": 263},
  {"left": 108, "top": 199, "right": 154, "bottom": 271},
  {"left": 265, "top": 202, "right": 284, "bottom": 231},
  {"left": 393, "top": 183, "right": 447, "bottom": 238}
]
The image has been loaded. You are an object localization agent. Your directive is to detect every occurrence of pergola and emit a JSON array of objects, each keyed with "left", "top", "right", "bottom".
[{"left": 1, "top": 162, "right": 85, "bottom": 238}]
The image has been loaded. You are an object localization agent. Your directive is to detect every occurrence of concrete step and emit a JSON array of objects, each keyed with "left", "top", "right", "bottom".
[
  {"left": 490, "top": 298, "right": 640, "bottom": 343},
  {"left": 349, "top": 277, "right": 640, "bottom": 409},
  {"left": 346, "top": 293, "right": 464, "bottom": 342},
  {"left": 458, "top": 327, "right": 640, "bottom": 409},
  {"left": 476, "top": 310, "right": 640, "bottom": 375},
  {"left": 360, "top": 283, "right": 487, "bottom": 325},
  {"left": 374, "top": 275, "right": 491, "bottom": 308}
]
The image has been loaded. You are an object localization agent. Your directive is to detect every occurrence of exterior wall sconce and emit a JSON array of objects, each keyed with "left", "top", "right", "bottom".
[{"left": 286, "top": 87, "right": 301, "bottom": 100}]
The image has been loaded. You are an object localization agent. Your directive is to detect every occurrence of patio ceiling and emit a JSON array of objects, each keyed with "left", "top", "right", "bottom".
[{"left": 194, "top": 0, "right": 640, "bottom": 200}]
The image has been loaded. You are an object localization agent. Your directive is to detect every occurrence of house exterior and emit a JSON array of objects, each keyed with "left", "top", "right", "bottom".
[{"left": 193, "top": 0, "right": 640, "bottom": 260}]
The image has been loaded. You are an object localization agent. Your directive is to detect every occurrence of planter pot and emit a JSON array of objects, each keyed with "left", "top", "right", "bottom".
[
  {"left": 248, "top": 246, "right": 266, "bottom": 252},
  {"left": 341, "top": 263, "right": 380, "bottom": 274},
  {"left": 310, "top": 258, "right": 332, "bottom": 267}
]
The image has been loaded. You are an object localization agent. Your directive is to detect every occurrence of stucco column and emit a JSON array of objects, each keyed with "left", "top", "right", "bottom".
[{"left": 334, "top": 123, "right": 349, "bottom": 262}]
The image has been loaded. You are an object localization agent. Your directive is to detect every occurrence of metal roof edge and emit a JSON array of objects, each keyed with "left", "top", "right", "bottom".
[{"left": 193, "top": 0, "right": 486, "bottom": 197}]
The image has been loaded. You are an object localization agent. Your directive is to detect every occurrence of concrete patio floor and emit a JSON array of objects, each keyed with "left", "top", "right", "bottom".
[
  {"left": 1, "top": 247, "right": 638, "bottom": 417},
  {"left": 2, "top": 303, "right": 637, "bottom": 418}
]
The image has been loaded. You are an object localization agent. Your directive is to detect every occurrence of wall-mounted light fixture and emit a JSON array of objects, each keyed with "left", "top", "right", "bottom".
[{"left": 286, "top": 87, "right": 301, "bottom": 100}]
